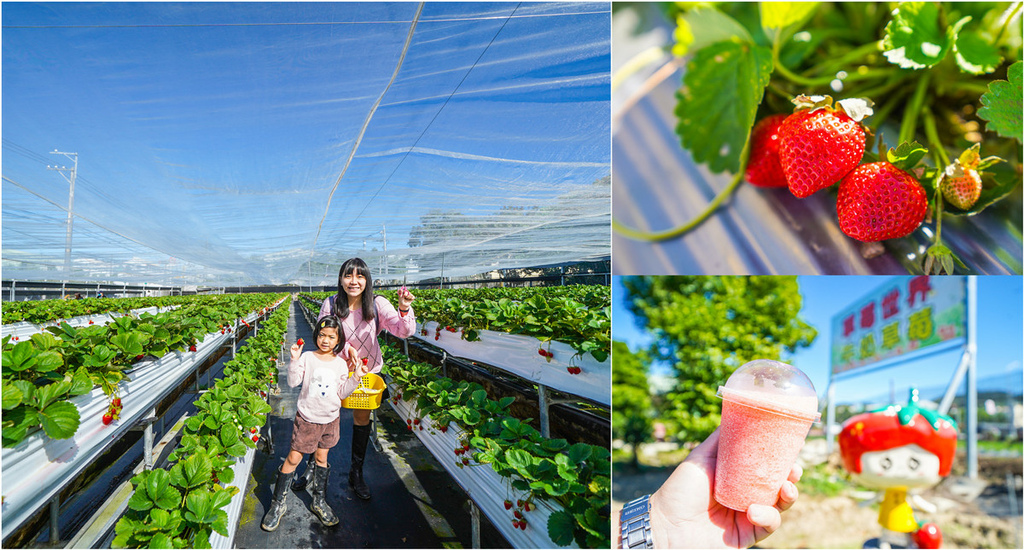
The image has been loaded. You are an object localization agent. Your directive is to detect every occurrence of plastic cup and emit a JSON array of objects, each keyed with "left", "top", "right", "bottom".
[{"left": 714, "top": 359, "right": 820, "bottom": 512}]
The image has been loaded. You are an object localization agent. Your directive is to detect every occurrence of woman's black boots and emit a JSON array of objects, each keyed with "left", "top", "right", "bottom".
[
  {"left": 309, "top": 462, "right": 339, "bottom": 526},
  {"left": 261, "top": 467, "right": 292, "bottom": 531},
  {"left": 348, "top": 423, "right": 372, "bottom": 500}
]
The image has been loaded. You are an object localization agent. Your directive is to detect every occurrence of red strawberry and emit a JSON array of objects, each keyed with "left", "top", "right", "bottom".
[
  {"left": 517, "top": 499, "right": 523, "bottom": 507},
  {"left": 413, "top": 418, "right": 420, "bottom": 425},
  {"left": 745, "top": 114, "right": 788, "bottom": 188},
  {"left": 461, "top": 457, "right": 469, "bottom": 465},
  {"left": 518, "top": 519, "right": 527, "bottom": 530},
  {"left": 362, "top": 357, "right": 369, "bottom": 366},
  {"left": 504, "top": 499, "right": 513, "bottom": 510},
  {"left": 538, "top": 348, "right": 546, "bottom": 357},
  {"left": 112, "top": 398, "right": 121, "bottom": 408},
  {"left": 514, "top": 510, "right": 523, "bottom": 519},
  {"left": 837, "top": 162, "right": 927, "bottom": 242},
  {"left": 88, "top": 320, "right": 95, "bottom": 325},
  {"left": 102, "top": 413, "right": 113, "bottom": 425},
  {"left": 439, "top": 426, "right": 448, "bottom": 433},
  {"left": 566, "top": 367, "right": 574, "bottom": 374},
  {"left": 188, "top": 345, "right": 196, "bottom": 352},
  {"left": 252, "top": 434, "right": 259, "bottom": 442},
  {"left": 523, "top": 502, "right": 532, "bottom": 512},
  {"left": 297, "top": 338, "right": 304, "bottom": 346},
  {"left": 778, "top": 95, "right": 870, "bottom": 198}
]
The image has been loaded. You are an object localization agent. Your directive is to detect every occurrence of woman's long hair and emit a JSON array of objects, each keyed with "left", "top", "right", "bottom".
[{"left": 335, "top": 257, "right": 375, "bottom": 322}]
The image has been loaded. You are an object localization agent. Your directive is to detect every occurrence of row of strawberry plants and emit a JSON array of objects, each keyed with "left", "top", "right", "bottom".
[
  {"left": 2, "top": 294, "right": 199, "bottom": 325},
  {"left": 305, "top": 285, "right": 611, "bottom": 362},
  {"left": 1, "top": 294, "right": 280, "bottom": 448},
  {"left": 381, "top": 343, "right": 610, "bottom": 548},
  {"left": 111, "top": 297, "right": 289, "bottom": 549}
]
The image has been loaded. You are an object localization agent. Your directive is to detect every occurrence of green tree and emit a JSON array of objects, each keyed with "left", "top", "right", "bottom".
[
  {"left": 622, "top": 276, "right": 817, "bottom": 442},
  {"left": 612, "top": 340, "right": 653, "bottom": 469}
]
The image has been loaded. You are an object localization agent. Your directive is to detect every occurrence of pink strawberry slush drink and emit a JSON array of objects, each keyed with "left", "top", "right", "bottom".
[{"left": 714, "top": 359, "right": 820, "bottom": 512}]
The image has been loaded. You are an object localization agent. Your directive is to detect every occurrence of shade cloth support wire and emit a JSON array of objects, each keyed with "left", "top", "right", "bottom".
[
  {"left": 338, "top": 3, "right": 524, "bottom": 240},
  {"left": 308, "top": 2, "right": 424, "bottom": 265}
]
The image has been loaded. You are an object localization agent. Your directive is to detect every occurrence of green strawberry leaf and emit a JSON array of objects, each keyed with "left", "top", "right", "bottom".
[
  {"left": 29, "top": 332, "right": 62, "bottom": 351},
  {"left": 149, "top": 533, "right": 174, "bottom": 549},
  {"left": 886, "top": 141, "right": 929, "bottom": 172},
  {"left": 2, "top": 380, "right": 24, "bottom": 410},
  {"left": 68, "top": 367, "right": 94, "bottom": 396},
  {"left": 38, "top": 400, "right": 80, "bottom": 440},
  {"left": 954, "top": 28, "right": 1002, "bottom": 75},
  {"left": 146, "top": 470, "right": 182, "bottom": 510},
  {"left": 676, "top": 40, "right": 773, "bottom": 174},
  {"left": 4, "top": 341, "right": 38, "bottom": 372},
  {"left": 547, "top": 509, "right": 577, "bottom": 547},
  {"left": 760, "top": 2, "right": 819, "bottom": 31},
  {"left": 35, "top": 381, "right": 71, "bottom": 410},
  {"left": 978, "top": 61, "right": 1023, "bottom": 142},
  {"left": 943, "top": 161, "right": 1019, "bottom": 216},
  {"left": 2, "top": 405, "right": 39, "bottom": 447},
  {"left": 882, "top": 2, "right": 950, "bottom": 69},
  {"left": 674, "top": 7, "right": 753, "bottom": 58},
  {"left": 567, "top": 442, "right": 594, "bottom": 464},
  {"left": 184, "top": 491, "right": 215, "bottom": 524},
  {"left": 33, "top": 350, "right": 63, "bottom": 373},
  {"left": 181, "top": 452, "right": 214, "bottom": 489}
]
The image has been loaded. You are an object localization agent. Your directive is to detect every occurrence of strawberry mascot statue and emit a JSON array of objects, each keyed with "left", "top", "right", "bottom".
[{"left": 839, "top": 388, "right": 957, "bottom": 549}]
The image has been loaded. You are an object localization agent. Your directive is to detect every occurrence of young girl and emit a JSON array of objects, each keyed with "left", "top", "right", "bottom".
[
  {"left": 261, "top": 316, "right": 368, "bottom": 531},
  {"left": 306, "top": 257, "right": 415, "bottom": 500}
]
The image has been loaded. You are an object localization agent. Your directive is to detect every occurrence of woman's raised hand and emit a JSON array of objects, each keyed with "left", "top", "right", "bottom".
[{"left": 397, "top": 285, "right": 415, "bottom": 309}]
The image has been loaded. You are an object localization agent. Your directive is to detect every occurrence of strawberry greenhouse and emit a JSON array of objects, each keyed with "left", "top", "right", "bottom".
[{"left": 1, "top": 3, "right": 611, "bottom": 548}]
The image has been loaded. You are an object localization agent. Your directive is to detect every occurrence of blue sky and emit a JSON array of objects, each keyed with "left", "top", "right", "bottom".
[
  {"left": 612, "top": 276, "right": 1023, "bottom": 406},
  {"left": 2, "top": 2, "right": 611, "bottom": 285}
]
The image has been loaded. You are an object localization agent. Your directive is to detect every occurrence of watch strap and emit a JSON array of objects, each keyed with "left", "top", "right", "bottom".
[{"left": 620, "top": 494, "right": 654, "bottom": 549}]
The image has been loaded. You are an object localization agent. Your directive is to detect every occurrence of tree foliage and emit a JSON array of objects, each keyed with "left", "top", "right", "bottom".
[
  {"left": 611, "top": 340, "right": 653, "bottom": 468},
  {"left": 621, "top": 276, "right": 817, "bottom": 441}
]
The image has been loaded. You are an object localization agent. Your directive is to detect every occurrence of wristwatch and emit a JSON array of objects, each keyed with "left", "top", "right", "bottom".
[{"left": 620, "top": 494, "right": 654, "bottom": 549}]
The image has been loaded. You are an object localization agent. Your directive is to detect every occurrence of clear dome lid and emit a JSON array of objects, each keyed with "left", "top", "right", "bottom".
[{"left": 717, "top": 359, "right": 821, "bottom": 422}]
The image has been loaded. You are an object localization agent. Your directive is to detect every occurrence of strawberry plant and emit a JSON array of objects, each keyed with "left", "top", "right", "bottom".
[
  {"left": 113, "top": 296, "right": 288, "bottom": 548},
  {"left": 382, "top": 343, "right": 610, "bottom": 547},
  {"left": 313, "top": 285, "right": 611, "bottom": 362},
  {"left": 2, "top": 294, "right": 282, "bottom": 447},
  {"left": 614, "top": 2, "right": 1022, "bottom": 273}
]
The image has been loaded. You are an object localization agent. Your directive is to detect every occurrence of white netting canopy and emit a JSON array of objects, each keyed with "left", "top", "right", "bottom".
[{"left": 2, "top": 2, "right": 610, "bottom": 286}]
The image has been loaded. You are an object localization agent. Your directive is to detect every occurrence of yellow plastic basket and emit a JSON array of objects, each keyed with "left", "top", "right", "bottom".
[{"left": 341, "top": 372, "right": 386, "bottom": 410}]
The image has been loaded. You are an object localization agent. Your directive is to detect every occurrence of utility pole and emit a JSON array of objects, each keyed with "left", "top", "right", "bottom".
[{"left": 47, "top": 151, "right": 78, "bottom": 286}]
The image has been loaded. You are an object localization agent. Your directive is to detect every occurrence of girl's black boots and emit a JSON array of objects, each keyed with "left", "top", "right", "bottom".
[
  {"left": 261, "top": 467, "right": 292, "bottom": 531},
  {"left": 310, "top": 462, "right": 339, "bottom": 526}
]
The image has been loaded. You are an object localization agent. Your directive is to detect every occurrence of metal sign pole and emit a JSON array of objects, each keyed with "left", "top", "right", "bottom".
[
  {"left": 825, "top": 378, "right": 837, "bottom": 455},
  {"left": 966, "top": 276, "right": 978, "bottom": 479}
]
